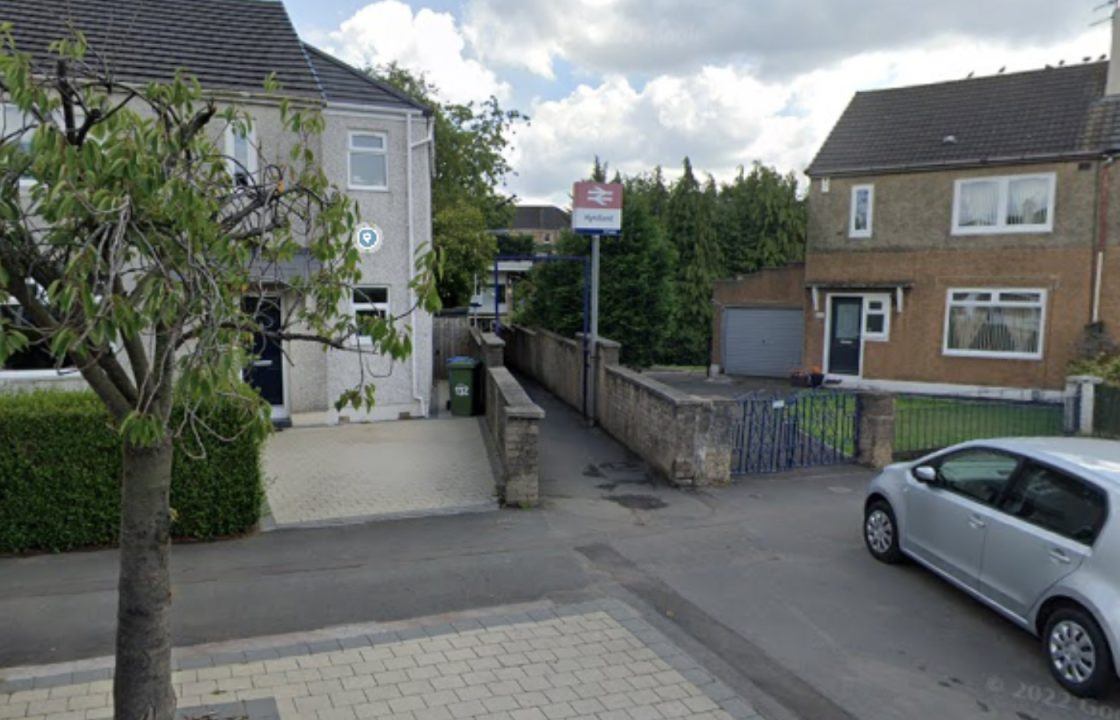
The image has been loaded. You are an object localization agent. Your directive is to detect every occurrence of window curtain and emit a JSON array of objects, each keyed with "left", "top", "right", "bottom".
[
  {"left": 959, "top": 182, "right": 999, "bottom": 227},
  {"left": 948, "top": 306, "right": 1040, "bottom": 353},
  {"left": 1007, "top": 178, "right": 1049, "bottom": 226}
]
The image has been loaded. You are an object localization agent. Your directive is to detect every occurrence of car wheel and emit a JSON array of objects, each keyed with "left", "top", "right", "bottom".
[
  {"left": 1044, "top": 606, "right": 1116, "bottom": 698},
  {"left": 864, "top": 499, "right": 903, "bottom": 564}
]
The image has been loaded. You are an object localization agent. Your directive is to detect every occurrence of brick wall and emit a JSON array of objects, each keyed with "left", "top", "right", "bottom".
[
  {"left": 798, "top": 160, "right": 1113, "bottom": 390},
  {"left": 804, "top": 246, "right": 1092, "bottom": 389}
]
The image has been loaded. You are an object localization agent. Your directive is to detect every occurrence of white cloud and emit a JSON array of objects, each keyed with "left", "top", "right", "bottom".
[
  {"left": 464, "top": 0, "right": 1097, "bottom": 80},
  {"left": 508, "top": 25, "right": 1112, "bottom": 205},
  {"left": 325, "top": 1, "right": 509, "bottom": 105}
]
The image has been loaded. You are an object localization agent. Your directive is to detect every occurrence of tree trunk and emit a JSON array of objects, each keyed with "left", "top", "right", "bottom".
[{"left": 114, "top": 437, "right": 176, "bottom": 720}]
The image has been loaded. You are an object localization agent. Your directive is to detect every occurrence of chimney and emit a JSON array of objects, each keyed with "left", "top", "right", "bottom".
[{"left": 1109, "top": 5, "right": 1120, "bottom": 95}]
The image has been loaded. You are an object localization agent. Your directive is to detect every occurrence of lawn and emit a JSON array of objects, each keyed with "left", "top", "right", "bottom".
[{"left": 893, "top": 395, "right": 1064, "bottom": 458}]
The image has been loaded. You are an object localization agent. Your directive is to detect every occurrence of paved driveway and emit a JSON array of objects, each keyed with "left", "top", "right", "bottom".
[
  {"left": 644, "top": 370, "right": 790, "bottom": 399},
  {"left": 262, "top": 418, "right": 497, "bottom": 527}
]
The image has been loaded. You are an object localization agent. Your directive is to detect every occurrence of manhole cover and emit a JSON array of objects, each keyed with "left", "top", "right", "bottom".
[{"left": 606, "top": 494, "right": 668, "bottom": 510}]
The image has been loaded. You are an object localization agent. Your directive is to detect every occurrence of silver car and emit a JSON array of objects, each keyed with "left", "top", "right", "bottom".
[{"left": 863, "top": 437, "right": 1120, "bottom": 697}]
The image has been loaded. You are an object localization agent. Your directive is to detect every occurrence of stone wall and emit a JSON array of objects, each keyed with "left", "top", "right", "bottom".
[
  {"left": 505, "top": 325, "right": 733, "bottom": 486},
  {"left": 598, "top": 365, "right": 737, "bottom": 486},
  {"left": 504, "top": 327, "right": 588, "bottom": 413},
  {"left": 471, "top": 328, "right": 544, "bottom": 506}
]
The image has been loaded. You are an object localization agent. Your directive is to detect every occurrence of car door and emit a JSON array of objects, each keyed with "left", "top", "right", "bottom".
[
  {"left": 903, "top": 447, "right": 1021, "bottom": 589},
  {"left": 978, "top": 461, "right": 1107, "bottom": 620}
]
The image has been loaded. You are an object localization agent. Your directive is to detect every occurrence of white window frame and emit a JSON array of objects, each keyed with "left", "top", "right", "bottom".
[
  {"left": 347, "top": 131, "right": 389, "bottom": 192},
  {"left": 951, "top": 173, "right": 1056, "bottom": 235},
  {"left": 352, "top": 285, "right": 390, "bottom": 344},
  {"left": 862, "top": 293, "right": 890, "bottom": 342},
  {"left": 941, "top": 287, "right": 1047, "bottom": 360},
  {"left": 225, "top": 124, "right": 258, "bottom": 187},
  {"left": 849, "top": 184, "right": 874, "bottom": 238}
]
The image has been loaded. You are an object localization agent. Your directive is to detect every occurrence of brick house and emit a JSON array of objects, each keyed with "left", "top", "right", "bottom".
[{"left": 715, "top": 16, "right": 1120, "bottom": 396}]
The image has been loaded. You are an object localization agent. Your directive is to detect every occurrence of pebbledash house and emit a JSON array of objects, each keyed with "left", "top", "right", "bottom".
[
  {"left": 2, "top": 0, "right": 435, "bottom": 424},
  {"left": 713, "top": 12, "right": 1120, "bottom": 397}
]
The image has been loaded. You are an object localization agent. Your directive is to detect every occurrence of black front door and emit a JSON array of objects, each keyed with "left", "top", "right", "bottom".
[
  {"left": 243, "top": 296, "right": 285, "bottom": 409},
  {"left": 828, "top": 297, "right": 862, "bottom": 376}
]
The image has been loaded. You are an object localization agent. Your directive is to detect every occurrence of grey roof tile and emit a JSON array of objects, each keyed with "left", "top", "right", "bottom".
[
  {"left": 3, "top": 0, "right": 424, "bottom": 113},
  {"left": 511, "top": 205, "right": 571, "bottom": 231},
  {"left": 807, "top": 62, "right": 1120, "bottom": 176},
  {"left": 303, "top": 43, "right": 430, "bottom": 113},
  {"left": 5, "top": 0, "right": 321, "bottom": 98}
]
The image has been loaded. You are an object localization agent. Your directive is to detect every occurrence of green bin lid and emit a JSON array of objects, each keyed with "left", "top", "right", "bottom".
[{"left": 447, "top": 356, "right": 479, "bottom": 368}]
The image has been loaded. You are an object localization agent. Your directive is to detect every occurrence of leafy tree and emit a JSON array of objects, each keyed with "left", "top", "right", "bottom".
[
  {"left": 521, "top": 157, "right": 804, "bottom": 369},
  {"left": 598, "top": 185, "right": 673, "bottom": 366},
  {"left": 520, "top": 168, "right": 674, "bottom": 366},
  {"left": 0, "top": 31, "right": 439, "bottom": 719},
  {"left": 718, "top": 163, "right": 806, "bottom": 275},
  {"left": 378, "top": 64, "right": 524, "bottom": 306},
  {"left": 432, "top": 201, "right": 496, "bottom": 306},
  {"left": 664, "top": 158, "right": 722, "bottom": 365}
]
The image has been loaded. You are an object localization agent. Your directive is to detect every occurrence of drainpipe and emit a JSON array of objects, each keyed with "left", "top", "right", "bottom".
[
  {"left": 406, "top": 111, "right": 435, "bottom": 417},
  {"left": 1092, "top": 156, "right": 1115, "bottom": 324}
]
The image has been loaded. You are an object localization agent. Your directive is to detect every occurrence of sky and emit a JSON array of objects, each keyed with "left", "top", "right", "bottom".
[{"left": 288, "top": 0, "right": 1116, "bottom": 206}]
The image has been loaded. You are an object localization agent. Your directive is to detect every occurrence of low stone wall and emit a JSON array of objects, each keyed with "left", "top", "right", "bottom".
[
  {"left": 505, "top": 325, "right": 733, "bottom": 486},
  {"left": 484, "top": 367, "right": 545, "bottom": 506},
  {"left": 504, "top": 326, "right": 587, "bottom": 413},
  {"left": 470, "top": 327, "right": 544, "bottom": 506},
  {"left": 598, "top": 365, "right": 736, "bottom": 486}
]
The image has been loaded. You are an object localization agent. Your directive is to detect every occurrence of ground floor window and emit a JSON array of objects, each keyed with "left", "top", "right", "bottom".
[
  {"left": 0, "top": 296, "right": 75, "bottom": 374},
  {"left": 942, "top": 288, "right": 1045, "bottom": 359},
  {"left": 353, "top": 286, "right": 390, "bottom": 341},
  {"left": 863, "top": 294, "right": 890, "bottom": 341}
]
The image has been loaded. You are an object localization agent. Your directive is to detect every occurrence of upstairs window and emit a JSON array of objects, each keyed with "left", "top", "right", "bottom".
[
  {"left": 226, "top": 125, "right": 258, "bottom": 187},
  {"left": 849, "top": 184, "right": 873, "bottom": 238},
  {"left": 348, "top": 132, "right": 388, "bottom": 190},
  {"left": 952, "top": 173, "right": 1055, "bottom": 235},
  {"left": 943, "top": 288, "right": 1046, "bottom": 360}
]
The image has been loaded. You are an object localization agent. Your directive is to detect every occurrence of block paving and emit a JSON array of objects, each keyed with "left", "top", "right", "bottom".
[{"left": 0, "top": 600, "right": 759, "bottom": 720}]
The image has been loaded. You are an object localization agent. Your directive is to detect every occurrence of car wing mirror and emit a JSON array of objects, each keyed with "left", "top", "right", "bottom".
[{"left": 913, "top": 466, "right": 938, "bottom": 484}]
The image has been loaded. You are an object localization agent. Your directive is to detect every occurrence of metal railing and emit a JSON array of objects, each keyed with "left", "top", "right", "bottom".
[
  {"left": 1094, "top": 384, "right": 1120, "bottom": 439},
  {"left": 893, "top": 394, "right": 1065, "bottom": 459},
  {"left": 731, "top": 390, "right": 859, "bottom": 474}
]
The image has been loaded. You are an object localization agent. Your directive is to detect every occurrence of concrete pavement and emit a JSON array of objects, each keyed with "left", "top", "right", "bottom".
[
  {"left": 2, "top": 378, "right": 1120, "bottom": 719},
  {"left": 263, "top": 418, "right": 497, "bottom": 527}
]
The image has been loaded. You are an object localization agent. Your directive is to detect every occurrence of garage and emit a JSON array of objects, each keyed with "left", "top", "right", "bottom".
[{"left": 721, "top": 307, "right": 803, "bottom": 377}]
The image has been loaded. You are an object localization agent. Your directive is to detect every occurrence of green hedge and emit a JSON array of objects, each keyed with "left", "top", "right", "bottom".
[{"left": 0, "top": 390, "right": 265, "bottom": 553}]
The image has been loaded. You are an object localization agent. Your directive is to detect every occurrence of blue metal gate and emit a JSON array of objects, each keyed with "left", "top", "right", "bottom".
[{"left": 731, "top": 390, "right": 859, "bottom": 475}]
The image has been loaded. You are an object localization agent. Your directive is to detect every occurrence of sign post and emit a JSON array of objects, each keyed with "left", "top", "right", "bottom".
[{"left": 572, "top": 181, "right": 623, "bottom": 422}]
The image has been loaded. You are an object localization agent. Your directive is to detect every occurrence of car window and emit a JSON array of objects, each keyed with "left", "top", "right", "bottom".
[
  {"left": 998, "top": 463, "right": 1107, "bottom": 545},
  {"left": 935, "top": 448, "right": 1019, "bottom": 506}
]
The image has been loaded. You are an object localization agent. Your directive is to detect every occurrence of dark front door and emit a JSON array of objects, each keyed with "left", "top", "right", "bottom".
[
  {"left": 243, "top": 296, "right": 285, "bottom": 410},
  {"left": 828, "top": 296, "right": 862, "bottom": 376}
]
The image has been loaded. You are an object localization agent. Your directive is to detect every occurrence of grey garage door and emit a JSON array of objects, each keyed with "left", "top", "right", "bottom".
[{"left": 722, "top": 308, "right": 803, "bottom": 377}]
